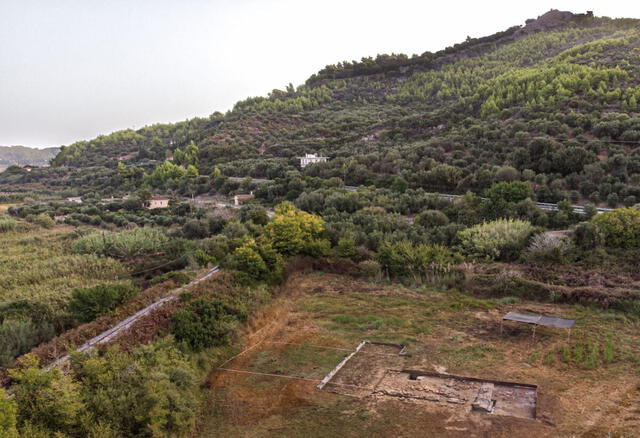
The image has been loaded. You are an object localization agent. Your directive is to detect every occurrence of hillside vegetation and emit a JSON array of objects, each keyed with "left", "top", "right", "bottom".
[{"left": 4, "top": 10, "right": 640, "bottom": 210}]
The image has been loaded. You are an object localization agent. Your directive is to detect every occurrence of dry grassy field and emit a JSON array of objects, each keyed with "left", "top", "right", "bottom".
[{"left": 196, "top": 272, "right": 640, "bottom": 437}]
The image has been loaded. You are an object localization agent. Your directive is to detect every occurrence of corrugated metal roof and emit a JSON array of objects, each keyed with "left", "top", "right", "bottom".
[{"left": 503, "top": 312, "right": 575, "bottom": 329}]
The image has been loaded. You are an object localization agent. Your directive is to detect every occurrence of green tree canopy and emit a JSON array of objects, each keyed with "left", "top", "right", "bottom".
[
  {"left": 592, "top": 208, "right": 640, "bottom": 248},
  {"left": 9, "top": 355, "right": 85, "bottom": 434},
  {"left": 265, "top": 201, "right": 330, "bottom": 256}
]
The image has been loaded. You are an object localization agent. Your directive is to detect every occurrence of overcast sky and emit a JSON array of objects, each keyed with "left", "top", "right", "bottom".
[{"left": 1, "top": 1, "right": 638, "bottom": 148}]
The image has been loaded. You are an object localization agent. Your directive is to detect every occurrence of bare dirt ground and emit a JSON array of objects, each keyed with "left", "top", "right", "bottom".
[{"left": 196, "top": 272, "right": 640, "bottom": 437}]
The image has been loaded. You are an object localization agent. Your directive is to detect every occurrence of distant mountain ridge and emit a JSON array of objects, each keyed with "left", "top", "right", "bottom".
[{"left": 0, "top": 145, "right": 60, "bottom": 170}]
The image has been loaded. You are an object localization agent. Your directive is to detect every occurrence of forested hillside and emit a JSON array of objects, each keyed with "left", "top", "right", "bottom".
[{"left": 5, "top": 10, "right": 640, "bottom": 207}]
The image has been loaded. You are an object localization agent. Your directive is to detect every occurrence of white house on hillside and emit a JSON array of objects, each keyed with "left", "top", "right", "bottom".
[
  {"left": 234, "top": 193, "right": 255, "bottom": 206},
  {"left": 148, "top": 196, "right": 170, "bottom": 209},
  {"left": 299, "top": 153, "right": 328, "bottom": 168}
]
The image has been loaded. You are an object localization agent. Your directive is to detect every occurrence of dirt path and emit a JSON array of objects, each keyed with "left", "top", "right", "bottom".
[{"left": 48, "top": 266, "right": 220, "bottom": 368}]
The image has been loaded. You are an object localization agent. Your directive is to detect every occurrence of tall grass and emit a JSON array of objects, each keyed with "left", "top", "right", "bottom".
[
  {"left": 457, "top": 219, "right": 533, "bottom": 261},
  {"left": 1, "top": 228, "right": 126, "bottom": 320},
  {"left": 73, "top": 227, "right": 169, "bottom": 259},
  {"left": 0, "top": 227, "right": 128, "bottom": 364},
  {"left": 0, "top": 217, "right": 17, "bottom": 232},
  {"left": 0, "top": 319, "right": 56, "bottom": 366},
  {"left": 556, "top": 340, "right": 616, "bottom": 369}
]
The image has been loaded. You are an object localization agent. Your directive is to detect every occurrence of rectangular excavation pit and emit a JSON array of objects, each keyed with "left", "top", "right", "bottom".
[
  {"left": 375, "top": 370, "right": 537, "bottom": 419},
  {"left": 318, "top": 341, "right": 537, "bottom": 420}
]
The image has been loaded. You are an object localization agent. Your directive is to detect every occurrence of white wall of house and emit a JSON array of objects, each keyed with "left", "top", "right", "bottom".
[
  {"left": 148, "top": 199, "right": 169, "bottom": 209},
  {"left": 299, "top": 153, "right": 328, "bottom": 168}
]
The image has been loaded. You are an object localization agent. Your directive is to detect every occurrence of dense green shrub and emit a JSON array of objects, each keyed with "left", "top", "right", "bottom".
[
  {"left": 457, "top": 219, "right": 534, "bottom": 260},
  {"left": 193, "top": 249, "right": 216, "bottom": 267},
  {"left": 226, "top": 239, "right": 283, "bottom": 284},
  {"left": 592, "top": 208, "right": 640, "bottom": 248},
  {"left": 172, "top": 299, "right": 245, "bottom": 351},
  {"left": 484, "top": 181, "right": 534, "bottom": 203},
  {"left": 182, "top": 219, "right": 210, "bottom": 239},
  {"left": 265, "top": 201, "right": 330, "bottom": 256},
  {"left": 239, "top": 204, "right": 269, "bottom": 225},
  {"left": 9, "top": 199, "right": 194, "bottom": 232},
  {"left": 228, "top": 244, "right": 266, "bottom": 280},
  {"left": 335, "top": 237, "right": 358, "bottom": 258},
  {"left": 221, "top": 220, "right": 249, "bottom": 239},
  {"left": 358, "top": 260, "right": 382, "bottom": 280},
  {"left": 68, "top": 283, "right": 138, "bottom": 323},
  {"left": 572, "top": 222, "right": 605, "bottom": 250},
  {"left": 483, "top": 181, "right": 535, "bottom": 220},
  {"left": 200, "top": 235, "right": 231, "bottom": 262},
  {"left": 415, "top": 209, "right": 449, "bottom": 227},
  {"left": 31, "top": 213, "right": 54, "bottom": 229}
]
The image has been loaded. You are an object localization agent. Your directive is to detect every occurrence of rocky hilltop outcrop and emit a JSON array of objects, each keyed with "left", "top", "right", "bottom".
[{"left": 516, "top": 9, "right": 589, "bottom": 36}]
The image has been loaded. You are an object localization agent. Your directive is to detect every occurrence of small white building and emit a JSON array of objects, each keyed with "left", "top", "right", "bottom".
[
  {"left": 299, "top": 153, "right": 328, "bottom": 168},
  {"left": 66, "top": 197, "right": 82, "bottom": 203},
  {"left": 234, "top": 193, "right": 255, "bottom": 206},
  {"left": 148, "top": 196, "right": 170, "bottom": 209}
]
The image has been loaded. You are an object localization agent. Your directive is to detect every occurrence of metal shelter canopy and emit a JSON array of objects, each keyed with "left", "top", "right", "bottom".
[{"left": 502, "top": 312, "right": 575, "bottom": 329}]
